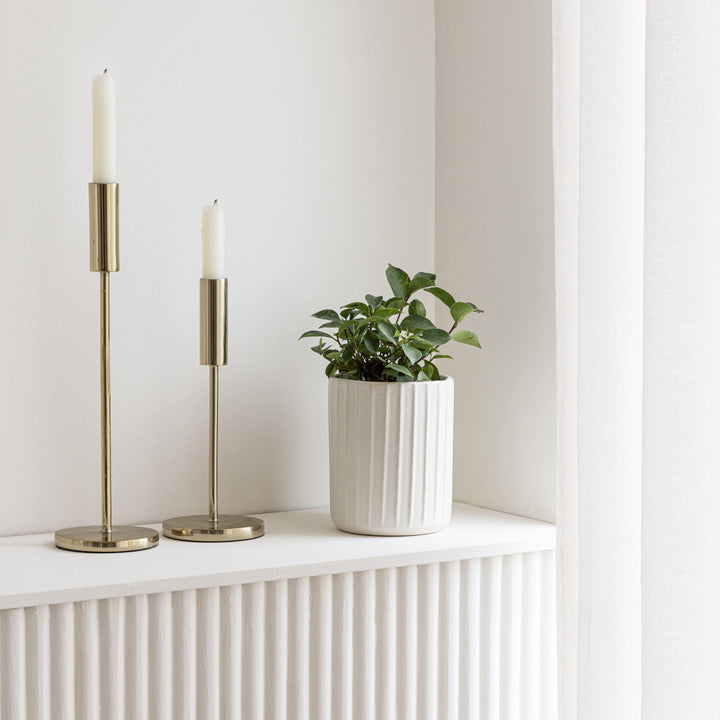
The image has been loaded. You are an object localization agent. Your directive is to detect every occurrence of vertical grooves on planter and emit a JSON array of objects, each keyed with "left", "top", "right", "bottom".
[{"left": 396, "top": 385, "right": 405, "bottom": 528}]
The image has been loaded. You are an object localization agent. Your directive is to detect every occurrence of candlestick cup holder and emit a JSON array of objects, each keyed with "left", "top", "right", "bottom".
[
  {"left": 162, "top": 278, "right": 265, "bottom": 542},
  {"left": 55, "top": 183, "right": 159, "bottom": 552}
]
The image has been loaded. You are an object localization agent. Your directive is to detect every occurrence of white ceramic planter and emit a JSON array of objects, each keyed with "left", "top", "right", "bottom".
[{"left": 328, "top": 376, "right": 454, "bottom": 535}]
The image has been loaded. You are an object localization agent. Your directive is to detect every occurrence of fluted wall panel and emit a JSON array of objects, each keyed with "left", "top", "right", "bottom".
[{"left": 0, "top": 551, "right": 557, "bottom": 720}]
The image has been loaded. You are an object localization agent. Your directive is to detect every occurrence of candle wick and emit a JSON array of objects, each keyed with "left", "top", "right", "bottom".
[
  {"left": 103, "top": 68, "right": 108, "bottom": 75},
  {"left": 213, "top": 199, "right": 218, "bottom": 206}
]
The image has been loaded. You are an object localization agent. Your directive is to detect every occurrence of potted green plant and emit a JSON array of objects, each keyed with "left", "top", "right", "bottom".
[{"left": 301, "top": 264, "right": 482, "bottom": 535}]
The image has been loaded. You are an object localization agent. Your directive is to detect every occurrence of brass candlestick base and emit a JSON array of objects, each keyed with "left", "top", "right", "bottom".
[
  {"left": 55, "top": 183, "right": 158, "bottom": 553},
  {"left": 55, "top": 525, "right": 159, "bottom": 553},
  {"left": 162, "top": 514, "right": 264, "bottom": 542},
  {"left": 162, "top": 277, "right": 264, "bottom": 543}
]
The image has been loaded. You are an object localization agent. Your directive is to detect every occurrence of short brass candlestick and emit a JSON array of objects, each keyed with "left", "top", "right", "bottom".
[
  {"left": 55, "top": 183, "right": 159, "bottom": 553},
  {"left": 162, "top": 278, "right": 264, "bottom": 542}
]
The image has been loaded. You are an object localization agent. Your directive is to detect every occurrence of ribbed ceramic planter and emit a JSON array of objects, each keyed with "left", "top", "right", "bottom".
[{"left": 328, "top": 376, "right": 454, "bottom": 536}]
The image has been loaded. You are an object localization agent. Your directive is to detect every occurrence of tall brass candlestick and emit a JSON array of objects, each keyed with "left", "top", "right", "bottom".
[
  {"left": 55, "top": 184, "right": 159, "bottom": 552},
  {"left": 162, "top": 278, "right": 264, "bottom": 542}
]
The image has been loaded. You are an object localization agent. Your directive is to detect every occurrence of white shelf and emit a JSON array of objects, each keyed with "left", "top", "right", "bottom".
[{"left": 0, "top": 502, "right": 555, "bottom": 610}]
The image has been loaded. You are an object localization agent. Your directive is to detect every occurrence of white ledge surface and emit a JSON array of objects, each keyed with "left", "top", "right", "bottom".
[{"left": 0, "top": 502, "right": 555, "bottom": 610}]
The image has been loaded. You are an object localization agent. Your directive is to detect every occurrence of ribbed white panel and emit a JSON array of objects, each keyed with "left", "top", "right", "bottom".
[
  {"left": 0, "top": 551, "right": 557, "bottom": 720},
  {"left": 328, "top": 377, "right": 454, "bottom": 535}
]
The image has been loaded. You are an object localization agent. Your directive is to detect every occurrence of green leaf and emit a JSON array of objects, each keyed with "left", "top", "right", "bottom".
[
  {"left": 377, "top": 322, "right": 398, "bottom": 343},
  {"left": 422, "top": 328, "right": 453, "bottom": 345},
  {"left": 387, "top": 362, "right": 413, "bottom": 377},
  {"left": 467, "top": 302, "right": 484, "bottom": 313},
  {"left": 312, "top": 309, "right": 341, "bottom": 323},
  {"left": 408, "top": 299, "right": 426, "bottom": 317},
  {"left": 319, "top": 320, "right": 341, "bottom": 328},
  {"left": 425, "top": 363, "right": 440, "bottom": 380},
  {"left": 424, "top": 286, "right": 455, "bottom": 307},
  {"left": 417, "top": 370, "right": 430, "bottom": 382},
  {"left": 311, "top": 342, "right": 326, "bottom": 354},
  {"left": 402, "top": 345, "right": 423, "bottom": 365},
  {"left": 299, "top": 330, "right": 335, "bottom": 340},
  {"left": 342, "top": 302, "right": 370, "bottom": 316},
  {"left": 450, "top": 301, "right": 474, "bottom": 324},
  {"left": 413, "top": 271, "right": 436, "bottom": 284},
  {"left": 408, "top": 275, "right": 435, "bottom": 294},
  {"left": 386, "top": 297, "right": 408, "bottom": 310},
  {"left": 365, "top": 294, "right": 383, "bottom": 309},
  {"left": 432, "top": 353, "right": 454, "bottom": 360},
  {"left": 371, "top": 307, "right": 402, "bottom": 319},
  {"left": 452, "top": 330, "right": 482, "bottom": 348},
  {"left": 363, "top": 333, "right": 380, "bottom": 354},
  {"left": 400, "top": 314, "right": 435, "bottom": 331},
  {"left": 341, "top": 345, "right": 355, "bottom": 362},
  {"left": 407, "top": 336, "right": 435, "bottom": 350},
  {"left": 325, "top": 362, "right": 336, "bottom": 377},
  {"left": 386, "top": 264, "right": 411, "bottom": 298}
]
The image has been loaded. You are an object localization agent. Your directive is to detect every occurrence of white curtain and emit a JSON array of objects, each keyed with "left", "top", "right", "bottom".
[{"left": 554, "top": 0, "right": 720, "bottom": 718}]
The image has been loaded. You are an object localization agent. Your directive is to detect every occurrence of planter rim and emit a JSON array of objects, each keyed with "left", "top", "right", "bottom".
[{"left": 328, "top": 375, "right": 452, "bottom": 385}]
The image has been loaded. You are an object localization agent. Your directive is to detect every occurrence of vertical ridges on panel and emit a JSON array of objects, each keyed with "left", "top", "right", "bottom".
[
  {"left": 1, "top": 608, "right": 27, "bottom": 720},
  {"left": 50, "top": 602, "right": 74, "bottom": 720},
  {"left": 197, "top": 587, "right": 220, "bottom": 720},
  {"left": 353, "top": 570, "right": 376, "bottom": 720},
  {"left": 288, "top": 576, "right": 310, "bottom": 720},
  {"left": 459, "top": 559, "right": 481, "bottom": 720},
  {"left": 265, "top": 580, "right": 288, "bottom": 720},
  {"left": 99, "top": 596, "right": 126, "bottom": 720},
  {"left": 438, "top": 561, "right": 460, "bottom": 720},
  {"left": 0, "top": 547, "right": 557, "bottom": 720},
  {"left": 500, "top": 554, "right": 523, "bottom": 720},
  {"left": 220, "top": 584, "right": 242, "bottom": 720},
  {"left": 397, "top": 565, "right": 418, "bottom": 720},
  {"left": 521, "top": 552, "right": 542, "bottom": 720},
  {"left": 173, "top": 589, "right": 197, "bottom": 720},
  {"left": 25, "top": 603, "right": 50, "bottom": 720},
  {"left": 417, "top": 563, "right": 439, "bottom": 720},
  {"left": 480, "top": 555, "right": 502, "bottom": 720},
  {"left": 309, "top": 574, "right": 332, "bottom": 720},
  {"left": 376, "top": 568, "right": 397, "bottom": 720},
  {"left": 242, "top": 582, "right": 265, "bottom": 720},
  {"left": 125, "top": 594, "right": 149, "bottom": 720},
  {"left": 74, "top": 600, "right": 100, "bottom": 720},
  {"left": 540, "top": 550, "right": 558, "bottom": 720},
  {"left": 148, "top": 592, "right": 172, "bottom": 720},
  {"left": 332, "top": 572, "right": 353, "bottom": 720}
]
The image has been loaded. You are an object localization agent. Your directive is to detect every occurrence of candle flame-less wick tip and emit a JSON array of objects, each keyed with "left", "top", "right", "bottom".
[
  {"left": 213, "top": 199, "right": 218, "bottom": 205},
  {"left": 103, "top": 68, "right": 108, "bottom": 75}
]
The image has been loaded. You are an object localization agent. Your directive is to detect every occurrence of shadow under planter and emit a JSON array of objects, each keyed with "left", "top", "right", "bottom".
[{"left": 328, "top": 376, "right": 454, "bottom": 536}]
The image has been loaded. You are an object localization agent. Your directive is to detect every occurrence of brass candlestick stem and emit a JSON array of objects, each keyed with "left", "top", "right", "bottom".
[
  {"left": 55, "top": 183, "right": 159, "bottom": 553},
  {"left": 162, "top": 278, "right": 264, "bottom": 542}
]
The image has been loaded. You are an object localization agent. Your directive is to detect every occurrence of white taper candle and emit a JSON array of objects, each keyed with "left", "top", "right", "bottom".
[
  {"left": 202, "top": 200, "right": 226, "bottom": 279},
  {"left": 92, "top": 69, "right": 117, "bottom": 183}
]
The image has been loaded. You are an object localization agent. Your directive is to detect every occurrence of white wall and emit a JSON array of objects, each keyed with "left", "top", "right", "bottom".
[
  {"left": 435, "top": 0, "right": 556, "bottom": 521},
  {"left": 0, "top": 0, "right": 435, "bottom": 536}
]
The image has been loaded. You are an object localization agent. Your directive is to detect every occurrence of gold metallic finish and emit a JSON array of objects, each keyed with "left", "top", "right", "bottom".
[
  {"left": 200, "top": 278, "right": 227, "bottom": 366},
  {"left": 162, "top": 514, "right": 265, "bottom": 542},
  {"left": 163, "top": 277, "right": 263, "bottom": 543},
  {"left": 55, "top": 181, "right": 157, "bottom": 553},
  {"left": 55, "top": 525, "right": 159, "bottom": 553},
  {"left": 89, "top": 183, "right": 119, "bottom": 272},
  {"left": 100, "top": 271, "right": 112, "bottom": 533},
  {"left": 209, "top": 365, "right": 219, "bottom": 523}
]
